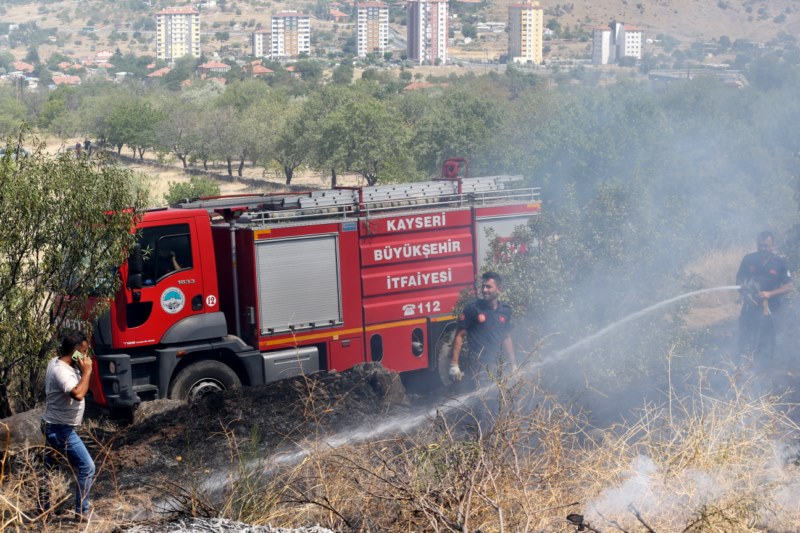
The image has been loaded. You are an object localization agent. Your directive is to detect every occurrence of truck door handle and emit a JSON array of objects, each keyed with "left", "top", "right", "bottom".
[
  {"left": 192, "top": 295, "right": 203, "bottom": 311},
  {"left": 341, "top": 339, "right": 351, "bottom": 347}
]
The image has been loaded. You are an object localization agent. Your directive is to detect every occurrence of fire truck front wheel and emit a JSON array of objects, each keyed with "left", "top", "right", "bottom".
[{"left": 169, "top": 360, "right": 241, "bottom": 403}]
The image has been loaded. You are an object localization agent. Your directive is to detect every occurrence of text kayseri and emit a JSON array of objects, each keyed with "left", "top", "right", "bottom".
[
  {"left": 373, "top": 239, "right": 462, "bottom": 262},
  {"left": 386, "top": 268, "right": 453, "bottom": 289},
  {"left": 386, "top": 213, "right": 447, "bottom": 232}
]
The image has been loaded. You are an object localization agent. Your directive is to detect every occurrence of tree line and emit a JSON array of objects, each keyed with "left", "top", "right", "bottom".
[{"left": 2, "top": 52, "right": 800, "bottom": 416}]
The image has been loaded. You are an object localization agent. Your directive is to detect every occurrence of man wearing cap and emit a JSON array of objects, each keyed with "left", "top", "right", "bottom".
[{"left": 449, "top": 271, "right": 516, "bottom": 386}]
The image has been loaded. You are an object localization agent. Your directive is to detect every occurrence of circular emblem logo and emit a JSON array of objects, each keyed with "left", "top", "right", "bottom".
[
  {"left": 161, "top": 287, "right": 186, "bottom": 314},
  {"left": 206, "top": 294, "right": 217, "bottom": 307},
  {"left": 477, "top": 313, "right": 486, "bottom": 323}
]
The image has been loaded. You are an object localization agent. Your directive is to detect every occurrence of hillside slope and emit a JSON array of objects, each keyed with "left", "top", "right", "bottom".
[
  {"left": 3, "top": 0, "right": 797, "bottom": 64},
  {"left": 485, "top": 0, "right": 799, "bottom": 43}
]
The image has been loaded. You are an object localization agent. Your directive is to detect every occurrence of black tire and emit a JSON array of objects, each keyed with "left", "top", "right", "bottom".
[{"left": 169, "top": 360, "right": 241, "bottom": 403}]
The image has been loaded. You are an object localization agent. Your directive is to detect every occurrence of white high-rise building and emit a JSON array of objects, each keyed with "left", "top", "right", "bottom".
[
  {"left": 620, "top": 24, "right": 643, "bottom": 59},
  {"left": 592, "top": 22, "right": 643, "bottom": 65},
  {"left": 357, "top": 2, "right": 389, "bottom": 58},
  {"left": 592, "top": 26, "right": 614, "bottom": 65},
  {"left": 406, "top": 0, "right": 448, "bottom": 65},
  {"left": 155, "top": 7, "right": 201, "bottom": 62},
  {"left": 271, "top": 11, "right": 311, "bottom": 59},
  {"left": 508, "top": 1, "right": 544, "bottom": 64},
  {"left": 252, "top": 28, "right": 271, "bottom": 58}
]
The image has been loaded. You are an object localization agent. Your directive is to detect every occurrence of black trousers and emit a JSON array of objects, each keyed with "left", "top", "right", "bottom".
[{"left": 738, "top": 305, "right": 775, "bottom": 359}]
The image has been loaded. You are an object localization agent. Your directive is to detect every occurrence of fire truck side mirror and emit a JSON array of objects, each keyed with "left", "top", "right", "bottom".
[
  {"left": 127, "top": 273, "right": 143, "bottom": 290},
  {"left": 127, "top": 244, "right": 144, "bottom": 290}
]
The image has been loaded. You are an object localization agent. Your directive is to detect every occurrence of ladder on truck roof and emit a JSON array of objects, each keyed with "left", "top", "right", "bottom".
[{"left": 170, "top": 174, "right": 539, "bottom": 226}]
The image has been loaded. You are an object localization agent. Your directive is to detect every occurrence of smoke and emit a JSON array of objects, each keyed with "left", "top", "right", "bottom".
[
  {"left": 586, "top": 455, "right": 659, "bottom": 519},
  {"left": 471, "top": 71, "right": 800, "bottom": 530},
  {"left": 585, "top": 441, "right": 800, "bottom": 531}
]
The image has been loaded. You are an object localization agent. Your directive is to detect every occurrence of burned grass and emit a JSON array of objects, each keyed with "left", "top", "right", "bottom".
[{"left": 1, "top": 359, "right": 800, "bottom": 532}]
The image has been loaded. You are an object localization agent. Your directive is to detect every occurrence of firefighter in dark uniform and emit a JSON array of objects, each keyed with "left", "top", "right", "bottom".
[
  {"left": 736, "top": 231, "right": 793, "bottom": 359},
  {"left": 449, "top": 271, "right": 516, "bottom": 385}
]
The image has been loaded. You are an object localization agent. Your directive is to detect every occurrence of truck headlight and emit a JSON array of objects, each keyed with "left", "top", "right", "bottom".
[{"left": 109, "top": 361, "right": 117, "bottom": 375}]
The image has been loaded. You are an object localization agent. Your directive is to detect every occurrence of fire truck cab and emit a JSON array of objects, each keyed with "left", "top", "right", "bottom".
[{"left": 89, "top": 163, "right": 540, "bottom": 416}]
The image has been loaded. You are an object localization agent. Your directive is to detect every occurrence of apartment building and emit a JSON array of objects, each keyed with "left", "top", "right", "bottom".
[
  {"left": 252, "top": 28, "right": 271, "bottom": 58},
  {"left": 508, "top": 1, "right": 544, "bottom": 64},
  {"left": 620, "top": 25, "right": 643, "bottom": 59},
  {"left": 155, "top": 7, "right": 201, "bottom": 62},
  {"left": 356, "top": 2, "right": 389, "bottom": 58},
  {"left": 407, "top": 0, "right": 448, "bottom": 65},
  {"left": 271, "top": 11, "right": 311, "bottom": 59},
  {"left": 592, "top": 22, "right": 643, "bottom": 65}
]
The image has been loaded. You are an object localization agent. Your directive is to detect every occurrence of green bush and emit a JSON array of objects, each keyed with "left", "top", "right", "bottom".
[{"left": 164, "top": 176, "right": 221, "bottom": 205}]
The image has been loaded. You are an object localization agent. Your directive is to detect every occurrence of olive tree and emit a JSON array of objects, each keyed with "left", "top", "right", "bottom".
[
  {"left": 273, "top": 99, "right": 309, "bottom": 185},
  {"left": 0, "top": 134, "right": 147, "bottom": 416}
]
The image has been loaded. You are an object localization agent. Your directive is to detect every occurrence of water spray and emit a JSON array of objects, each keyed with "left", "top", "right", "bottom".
[
  {"left": 203, "top": 285, "right": 743, "bottom": 491},
  {"left": 531, "top": 285, "right": 741, "bottom": 370}
]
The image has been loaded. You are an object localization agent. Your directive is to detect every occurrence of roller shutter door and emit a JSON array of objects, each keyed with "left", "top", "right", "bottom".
[{"left": 256, "top": 234, "right": 342, "bottom": 334}]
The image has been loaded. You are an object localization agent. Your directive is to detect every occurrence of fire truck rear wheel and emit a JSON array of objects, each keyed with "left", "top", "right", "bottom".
[{"left": 169, "top": 360, "right": 241, "bottom": 403}]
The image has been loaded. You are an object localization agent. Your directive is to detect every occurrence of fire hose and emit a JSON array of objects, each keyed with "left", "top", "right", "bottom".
[{"left": 739, "top": 278, "right": 771, "bottom": 316}]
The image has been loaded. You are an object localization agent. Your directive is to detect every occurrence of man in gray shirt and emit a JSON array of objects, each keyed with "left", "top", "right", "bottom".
[{"left": 41, "top": 331, "right": 95, "bottom": 521}]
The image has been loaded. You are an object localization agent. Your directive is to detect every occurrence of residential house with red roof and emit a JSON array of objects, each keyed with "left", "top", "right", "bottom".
[
  {"left": 12, "top": 61, "right": 34, "bottom": 73},
  {"left": 250, "top": 64, "right": 274, "bottom": 77},
  {"left": 52, "top": 75, "right": 81, "bottom": 86},
  {"left": 196, "top": 61, "right": 231, "bottom": 78},
  {"left": 148, "top": 67, "right": 172, "bottom": 78},
  {"left": 330, "top": 8, "right": 349, "bottom": 22}
]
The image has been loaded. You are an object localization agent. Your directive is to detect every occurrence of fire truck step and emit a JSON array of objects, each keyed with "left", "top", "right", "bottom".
[
  {"left": 132, "top": 384, "right": 159, "bottom": 394},
  {"left": 130, "top": 356, "right": 158, "bottom": 365}
]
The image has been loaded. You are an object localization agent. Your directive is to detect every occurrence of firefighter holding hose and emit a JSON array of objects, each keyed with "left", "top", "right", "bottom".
[
  {"left": 449, "top": 271, "right": 516, "bottom": 385},
  {"left": 736, "top": 231, "right": 793, "bottom": 359}
]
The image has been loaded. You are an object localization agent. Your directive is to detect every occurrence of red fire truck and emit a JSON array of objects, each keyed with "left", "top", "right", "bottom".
[{"left": 89, "top": 161, "right": 540, "bottom": 416}]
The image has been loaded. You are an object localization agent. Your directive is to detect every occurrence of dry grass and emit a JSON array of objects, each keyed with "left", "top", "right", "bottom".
[
  {"left": 0, "top": 417, "right": 127, "bottom": 532},
  {"left": 151, "top": 365, "right": 800, "bottom": 532},
  {"left": 1, "top": 358, "right": 798, "bottom": 531},
  {"left": 682, "top": 247, "right": 747, "bottom": 329},
  {"left": 579, "top": 366, "right": 800, "bottom": 532}
]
